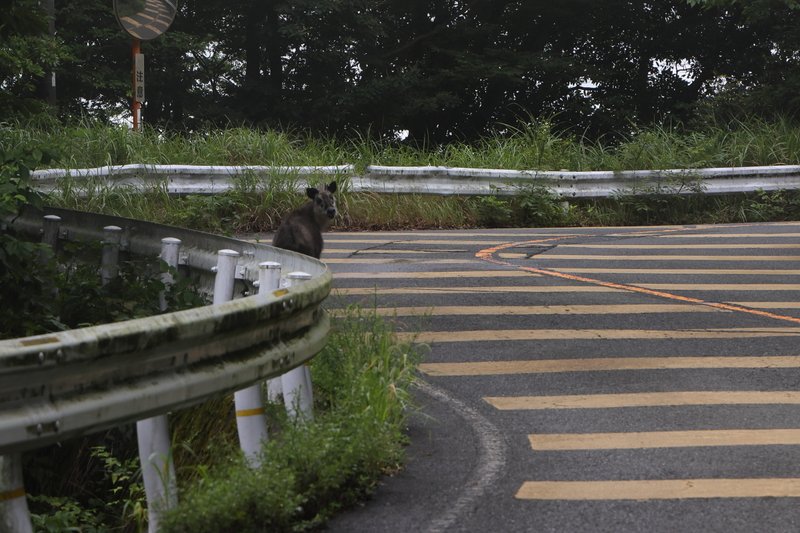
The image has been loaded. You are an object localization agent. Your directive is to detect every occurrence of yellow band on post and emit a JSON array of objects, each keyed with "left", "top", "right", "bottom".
[
  {"left": 0, "top": 487, "right": 25, "bottom": 501},
  {"left": 236, "top": 408, "right": 265, "bottom": 417}
]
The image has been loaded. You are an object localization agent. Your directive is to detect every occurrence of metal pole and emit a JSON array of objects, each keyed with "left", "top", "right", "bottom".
[
  {"left": 136, "top": 237, "right": 182, "bottom": 533},
  {"left": 137, "top": 417, "right": 177, "bottom": 533},
  {"left": 41, "top": 215, "right": 61, "bottom": 249},
  {"left": 281, "top": 271, "right": 315, "bottom": 422},
  {"left": 0, "top": 454, "right": 32, "bottom": 533},
  {"left": 232, "top": 261, "right": 275, "bottom": 466},
  {"left": 132, "top": 38, "right": 142, "bottom": 131},
  {"left": 40, "top": 214, "right": 61, "bottom": 265},
  {"left": 101, "top": 225, "right": 123, "bottom": 285},
  {"left": 158, "top": 237, "right": 181, "bottom": 312},
  {"left": 260, "top": 262, "right": 284, "bottom": 402},
  {"left": 212, "top": 249, "right": 239, "bottom": 305}
]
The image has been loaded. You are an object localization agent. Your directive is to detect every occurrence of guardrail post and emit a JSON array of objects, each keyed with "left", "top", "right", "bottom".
[
  {"left": 101, "top": 225, "right": 123, "bottom": 285},
  {"left": 135, "top": 237, "right": 183, "bottom": 533},
  {"left": 0, "top": 454, "right": 32, "bottom": 533},
  {"left": 158, "top": 237, "right": 182, "bottom": 311},
  {"left": 41, "top": 214, "right": 61, "bottom": 249},
  {"left": 231, "top": 261, "right": 280, "bottom": 467},
  {"left": 282, "top": 272, "right": 315, "bottom": 422},
  {"left": 137, "top": 417, "right": 177, "bottom": 533},
  {"left": 260, "top": 262, "right": 284, "bottom": 403}
]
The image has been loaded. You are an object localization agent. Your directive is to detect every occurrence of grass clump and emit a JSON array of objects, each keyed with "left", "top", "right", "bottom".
[{"left": 160, "top": 306, "right": 420, "bottom": 533}]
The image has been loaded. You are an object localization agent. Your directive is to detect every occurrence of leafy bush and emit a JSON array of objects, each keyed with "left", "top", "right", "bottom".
[{"left": 161, "top": 307, "right": 421, "bottom": 533}]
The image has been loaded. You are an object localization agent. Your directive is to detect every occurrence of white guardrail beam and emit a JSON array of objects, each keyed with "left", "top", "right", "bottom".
[
  {"left": 30, "top": 163, "right": 800, "bottom": 198},
  {"left": 0, "top": 207, "right": 332, "bottom": 454}
]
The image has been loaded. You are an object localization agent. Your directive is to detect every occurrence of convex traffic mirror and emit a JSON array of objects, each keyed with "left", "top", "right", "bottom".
[{"left": 113, "top": 0, "right": 177, "bottom": 40}]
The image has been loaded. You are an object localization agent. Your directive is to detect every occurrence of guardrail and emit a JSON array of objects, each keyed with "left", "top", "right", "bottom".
[
  {"left": 31, "top": 163, "right": 800, "bottom": 198},
  {"left": 0, "top": 207, "right": 332, "bottom": 532}
]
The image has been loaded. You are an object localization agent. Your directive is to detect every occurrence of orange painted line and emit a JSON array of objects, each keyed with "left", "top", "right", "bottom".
[{"left": 476, "top": 239, "right": 800, "bottom": 327}]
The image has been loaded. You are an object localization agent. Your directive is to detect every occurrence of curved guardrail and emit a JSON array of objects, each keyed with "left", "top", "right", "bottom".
[
  {"left": 30, "top": 163, "right": 800, "bottom": 198},
  {"left": 1, "top": 206, "right": 330, "bottom": 450},
  {"left": 0, "top": 206, "right": 331, "bottom": 532}
]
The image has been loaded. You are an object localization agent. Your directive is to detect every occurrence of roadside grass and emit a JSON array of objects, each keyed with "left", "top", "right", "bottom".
[{"left": 160, "top": 306, "right": 421, "bottom": 533}]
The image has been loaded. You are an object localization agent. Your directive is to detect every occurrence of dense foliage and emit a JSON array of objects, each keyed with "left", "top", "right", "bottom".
[{"left": 4, "top": 0, "right": 800, "bottom": 141}]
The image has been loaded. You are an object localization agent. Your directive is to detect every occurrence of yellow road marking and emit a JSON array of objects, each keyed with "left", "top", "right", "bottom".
[
  {"left": 485, "top": 391, "right": 800, "bottom": 410},
  {"left": 324, "top": 258, "right": 477, "bottom": 264},
  {"left": 515, "top": 479, "right": 800, "bottom": 500},
  {"left": 478, "top": 241, "right": 800, "bottom": 325},
  {"left": 659, "top": 233, "right": 800, "bottom": 238},
  {"left": 332, "top": 286, "right": 620, "bottom": 295},
  {"left": 535, "top": 254, "right": 800, "bottom": 261},
  {"left": 329, "top": 232, "right": 580, "bottom": 238},
  {"left": 325, "top": 249, "right": 467, "bottom": 255},
  {"left": 323, "top": 239, "right": 528, "bottom": 245},
  {"left": 641, "top": 284, "right": 800, "bottom": 291},
  {"left": 404, "top": 327, "right": 800, "bottom": 343},
  {"left": 333, "top": 270, "right": 538, "bottom": 279},
  {"left": 558, "top": 244, "right": 800, "bottom": 249},
  {"left": 730, "top": 302, "right": 800, "bottom": 308},
  {"left": 528, "top": 429, "right": 800, "bottom": 450},
  {"left": 555, "top": 268, "right": 800, "bottom": 275},
  {"left": 331, "top": 304, "right": 718, "bottom": 317},
  {"left": 419, "top": 356, "right": 800, "bottom": 376}
]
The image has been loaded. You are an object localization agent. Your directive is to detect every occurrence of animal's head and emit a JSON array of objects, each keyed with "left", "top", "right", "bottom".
[{"left": 306, "top": 181, "right": 337, "bottom": 225}]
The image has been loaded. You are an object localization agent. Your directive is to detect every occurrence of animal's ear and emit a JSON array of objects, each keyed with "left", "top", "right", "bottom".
[
  {"left": 306, "top": 187, "right": 319, "bottom": 199},
  {"left": 326, "top": 182, "right": 337, "bottom": 194}
]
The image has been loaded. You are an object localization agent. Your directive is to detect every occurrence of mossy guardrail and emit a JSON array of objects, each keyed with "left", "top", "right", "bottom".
[{"left": 0, "top": 206, "right": 331, "bottom": 532}]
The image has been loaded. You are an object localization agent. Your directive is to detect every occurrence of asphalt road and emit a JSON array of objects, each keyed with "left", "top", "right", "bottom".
[{"left": 289, "top": 222, "right": 800, "bottom": 533}]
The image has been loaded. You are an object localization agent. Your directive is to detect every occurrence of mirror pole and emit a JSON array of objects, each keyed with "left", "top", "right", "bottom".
[{"left": 131, "top": 38, "right": 142, "bottom": 131}]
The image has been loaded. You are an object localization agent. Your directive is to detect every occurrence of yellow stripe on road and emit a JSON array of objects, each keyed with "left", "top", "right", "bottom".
[
  {"left": 641, "top": 284, "right": 800, "bottom": 291},
  {"left": 515, "top": 479, "right": 800, "bottom": 500},
  {"left": 731, "top": 302, "right": 800, "bottom": 309},
  {"left": 659, "top": 233, "right": 800, "bottom": 239},
  {"left": 334, "top": 304, "right": 719, "bottom": 317},
  {"left": 535, "top": 254, "right": 800, "bottom": 262},
  {"left": 333, "top": 286, "right": 621, "bottom": 296},
  {"left": 558, "top": 244, "right": 800, "bottom": 249},
  {"left": 403, "top": 327, "right": 800, "bottom": 343},
  {"left": 323, "top": 239, "right": 528, "bottom": 245},
  {"left": 556, "top": 268, "right": 800, "bottom": 275},
  {"left": 333, "top": 270, "right": 538, "bottom": 279},
  {"left": 419, "top": 356, "right": 800, "bottom": 376},
  {"left": 529, "top": 429, "right": 800, "bottom": 450},
  {"left": 485, "top": 391, "right": 800, "bottom": 410},
  {"left": 324, "top": 258, "right": 478, "bottom": 265},
  {"left": 329, "top": 232, "right": 580, "bottom": 238}
]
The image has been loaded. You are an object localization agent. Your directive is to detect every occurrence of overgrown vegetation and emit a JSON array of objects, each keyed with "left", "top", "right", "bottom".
[
  {"left": 6, "top": 117, "right": 800, "bottom": 233},
  {"left": 23, "top": 306, "right": 420, "bottom": 532}
]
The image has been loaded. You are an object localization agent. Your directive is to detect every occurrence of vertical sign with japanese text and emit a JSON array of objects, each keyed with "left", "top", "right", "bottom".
[{"left": 134, "top": 53, "right": 145, "bottom": 103}]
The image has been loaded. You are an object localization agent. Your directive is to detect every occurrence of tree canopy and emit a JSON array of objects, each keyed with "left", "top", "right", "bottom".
[{"left": 3, "top": 0, "right": 800, "bottom": 141}]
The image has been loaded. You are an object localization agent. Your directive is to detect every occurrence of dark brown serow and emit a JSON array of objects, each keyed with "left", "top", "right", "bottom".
[{"left": 272, "top": 182, "right": 337, "bottom": 259}]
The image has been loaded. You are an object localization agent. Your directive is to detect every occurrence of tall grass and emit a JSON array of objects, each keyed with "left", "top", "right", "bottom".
[{"left": 7, "top": 115, "right": 800, "bottom": 230}]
